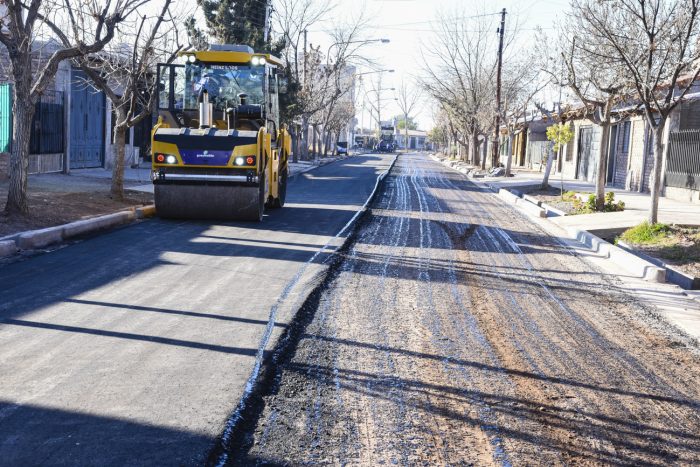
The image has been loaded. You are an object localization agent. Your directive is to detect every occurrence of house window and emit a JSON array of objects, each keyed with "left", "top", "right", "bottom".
[
  {"left": 565, "top": 124, "right": 574, "bottom": 161},
  {"left": 619, "top": 121, "right": 630, "bottom": 153}
]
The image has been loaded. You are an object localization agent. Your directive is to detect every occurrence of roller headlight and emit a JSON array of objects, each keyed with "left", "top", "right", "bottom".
[
  {"left": 251, "top": 56, "right": 260, "bottom": 66},
  {"left": 234, "top": 156, "right": 255, "bottom": 166},
  {"left": 155, "top": 153, "right": 177, "bottom": 164}
]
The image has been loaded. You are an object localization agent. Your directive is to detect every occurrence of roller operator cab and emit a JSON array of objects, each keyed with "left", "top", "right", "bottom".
[{"left": 152, "top": 44, "right": 292, "bottom": 221}]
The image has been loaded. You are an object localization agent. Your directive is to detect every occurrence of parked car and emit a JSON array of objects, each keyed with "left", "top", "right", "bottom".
[{"left": 337, "top": 142, "right": 348, "bottom": 155}]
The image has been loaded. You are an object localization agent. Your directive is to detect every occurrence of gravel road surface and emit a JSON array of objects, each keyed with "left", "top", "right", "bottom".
[
  {"left": 0, "top": 154, "right": 394, "bottom": 466},
  {"left": 232, "top": 153, "right": 700, "bottom": 466}
]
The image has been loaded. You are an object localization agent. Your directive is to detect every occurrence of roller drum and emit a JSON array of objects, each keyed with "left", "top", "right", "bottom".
[{"left": 154, "top": 183, "right": 264, "bottom": 221}]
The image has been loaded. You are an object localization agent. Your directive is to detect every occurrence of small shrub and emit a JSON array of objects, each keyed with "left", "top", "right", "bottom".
[
  {"left": 561, "top": 191, "right": 578, "bottom": 202},
  {"left": 621, "top": 221, "right": 671, "bottom": 245},
  {"left": 570, "top": 192, "right": 625, "bottom": 214},
  {"left": 604, "top": 192, "right": 625, "bottom": 212}
]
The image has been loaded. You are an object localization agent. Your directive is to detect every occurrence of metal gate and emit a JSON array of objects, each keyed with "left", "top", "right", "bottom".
[
  {"left": 70, "top": 69, "right": 105, "bottom": 168},
  {"left": 30, "top": 91, "right": 64, "bottom": 154},
  {"left": 0, "top": 83, "right": 11, "bottom": 153},
  {"left": 577, "top": 127, "right": 593, "bottom": 180},
  {"left": 666, "top": 129, "right": 700, "bottom": 190}
]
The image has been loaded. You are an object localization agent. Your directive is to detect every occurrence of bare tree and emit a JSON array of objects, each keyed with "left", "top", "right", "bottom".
[
  {"left": 542, "top": 15, "right": 632, "bottom": 211},
  {"left": 271, "top": 0, "right": 333, "bottom": 161},
  {"left": 395, "top": 79, "right": 422, "bottom": 152},
  {"left": 501, "top": 53, "right": 547, "bottom": 176},
  {"left": 0, "top": 0, "right": 139, "bottom": 214},
  {"left": 572, "top": 0, "right": 700, "bottom": 223},
  {"left": 76, "top": 0, "right": 185, "bottom": 199},
  {"left": 420, "top": 8, "right": 522, "bottom": 169}
]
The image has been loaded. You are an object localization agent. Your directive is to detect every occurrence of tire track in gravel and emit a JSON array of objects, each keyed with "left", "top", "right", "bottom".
[
  {"left": 428, "top": 156, "right": 700, "bottom": 464},
  {"left": 227, "top": 153, "right": 700, "bottom": 466}
]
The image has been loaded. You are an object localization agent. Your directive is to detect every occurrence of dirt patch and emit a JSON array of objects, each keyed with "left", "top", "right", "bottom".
[
  {"left": 0, "top": 190, "right": 153, "bottom": 237},
  {"left": 625, "top": 226, "right": 700, "bottom": 278},
  {"left": 526, "top": 187, "right": 579, "bottom": 214}
]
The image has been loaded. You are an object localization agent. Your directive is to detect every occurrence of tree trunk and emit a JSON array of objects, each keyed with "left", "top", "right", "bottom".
[
  {"left": 595, "top": 122, "right": 611, "bottom": 211},
  {"left": 594, "top": 99, "right": 613, "bottom": 211},
  {"left": 471, "top": 133, "right": 480, "bottom": 167},
  {"left": 323, "top": 129, "right": 330, "bottom": 157},
  {"left": 481, "top": 135, "right": 488, "bottom": 170},
  {"left": 311, "top": 124, "right": 318, "bottom": 160},
  {"left": 648, "top": 121, "right": 666, "bottom": 224},
  {"left": 5, "top": 96, "right": 35, "bottom": 215},
  {"left": 301, "top": 115, "right": 309, "bottom": 160},
  {"left": 541, "top": 143, "right": 555, "bottom": 189},
  {"left": 505, "top": 132, "right": 514, "bottom": 177},
  {"left": 290, "top": 126, "right": 299, "bottom": 164},
  {"left": 111, "top": 122, "right": 128, "bottom": 200}
]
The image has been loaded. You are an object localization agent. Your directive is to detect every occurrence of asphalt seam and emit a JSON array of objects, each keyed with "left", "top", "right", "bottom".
[{"left": 209, "top": 153, "right": 399, "bottom": 466}]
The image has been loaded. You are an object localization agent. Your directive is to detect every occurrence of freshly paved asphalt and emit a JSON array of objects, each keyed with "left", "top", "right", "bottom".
[{"left": 0, "top": 153, "right": 394, "bottom": 466}]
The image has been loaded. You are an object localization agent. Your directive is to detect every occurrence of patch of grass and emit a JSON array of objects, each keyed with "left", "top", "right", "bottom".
[
  {"left": 620, "top": 221, "right": 672, "bottom": 245},
  {"left": 561, "top": 190, "right": 577, "bottom": 202}
]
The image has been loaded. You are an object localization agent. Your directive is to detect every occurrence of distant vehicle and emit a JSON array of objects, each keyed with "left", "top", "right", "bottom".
[
  {"left": 375, "top": 123, "right": 396, "bottom": 153},
  {"left": 337, "top": 141, "right": 348, "bottom": 155}
]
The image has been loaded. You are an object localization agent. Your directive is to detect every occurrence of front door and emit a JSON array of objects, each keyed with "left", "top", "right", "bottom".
[
  {"left": 577, "top": 127, "right": 593, "bottom": 180},
  {"left": 70, "top": 69, "right": 105, "bottom": 168}
]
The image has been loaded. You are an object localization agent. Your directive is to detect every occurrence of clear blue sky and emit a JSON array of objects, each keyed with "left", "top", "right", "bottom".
[{"left": 305, "top": 0, "right": 566, "bottom": 130}]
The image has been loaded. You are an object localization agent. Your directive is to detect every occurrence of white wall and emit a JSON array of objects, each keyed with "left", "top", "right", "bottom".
[{"left": 104, "top": 99, "right": 138, "bottom": 168}]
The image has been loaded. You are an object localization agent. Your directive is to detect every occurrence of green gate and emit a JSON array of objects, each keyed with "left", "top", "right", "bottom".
[{"left": 0, "top": 84, "right": 11, "bottom": 153}]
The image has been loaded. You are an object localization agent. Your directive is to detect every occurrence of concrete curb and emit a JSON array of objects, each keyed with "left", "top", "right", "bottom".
[
  {"left": 62, "top": 211, "right": 135, "bottom": 239},
  {"left": 136, "top": 205, "right": 156, "bottom": 219},
  {"left": 0, "top": 240, "right": 18, "bottom": 258},
  {"left": 477, "top": 179, "right": 667, "bottom": 284},
  {"left": 498, "top": 189, "right": 547, "bottom": 218},
  {"left": 2, "top": 205, "right": 155, "bottom": 257},
  {"left": 516, "top": 197, "right": 547, "bottom": 218},
  {"left": 566, "top": 228, "right": 666, "bottom": 283},
  {"left": 523, "top": 194, "right": 542, "bottom": 206},
  {"left": 17, "top": 226, "right": 64, "bottom": 249},
  {"left": 617, "top": 240, "right": 699, "bottom": 290},
  {"left": 541, "top": 202, "right": 568, "bottom": 217}
]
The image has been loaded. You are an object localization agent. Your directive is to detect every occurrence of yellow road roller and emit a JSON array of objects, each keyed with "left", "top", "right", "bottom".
[{"left": 151, "top": 44, "right": 291, "bottom": 221}]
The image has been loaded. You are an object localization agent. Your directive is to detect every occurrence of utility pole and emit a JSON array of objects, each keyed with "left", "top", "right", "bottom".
[
  {"left": 300, "top": 28, "right": 308, "bottom": 161},
  {"left": 263, "top": 0, "right": 271, "bottom": 43},
  {"left": 377, "top": 76, "right": 382, "bottom": 135},
  {"left": 493, "top": 7, "right": 506, "bottom": 168},
  {"left": 303, "top": 28, "right": 308, "bottom": 84}
]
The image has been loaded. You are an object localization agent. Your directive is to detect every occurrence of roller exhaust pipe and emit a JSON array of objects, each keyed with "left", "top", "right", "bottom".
[{"left": 199, "top": 90, "right": 213, "bottom": 129}]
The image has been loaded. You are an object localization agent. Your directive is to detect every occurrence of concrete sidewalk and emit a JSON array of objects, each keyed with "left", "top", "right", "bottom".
[
  {"left": 72, "top": 156, "right": 350, "bottom": 194},
  {"left": 473, "top": 165, "right": 700, "bottom": 233}
]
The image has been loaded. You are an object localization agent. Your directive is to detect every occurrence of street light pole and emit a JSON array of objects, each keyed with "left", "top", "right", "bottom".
[{"left": 326, "top": 38, "right": 390, "bottom": 65}]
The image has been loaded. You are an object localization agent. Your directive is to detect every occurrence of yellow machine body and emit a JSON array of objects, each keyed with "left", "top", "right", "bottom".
[{"left": 151, "top": 45, "right": 291, "bottom": 221}]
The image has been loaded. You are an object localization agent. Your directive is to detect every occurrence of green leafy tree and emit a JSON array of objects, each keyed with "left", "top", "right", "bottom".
[
  {"left": 546, "top": 122, "right": 574, "bottom": 197},
  {"left": 395, "top": 115, "right": 418, "bottom": 130},
  {"left": 546, "top": 122, "right": 573, "bottom": 153},
  {"left": 197, "top": 0, "right": 269, "bottom": 49}
]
